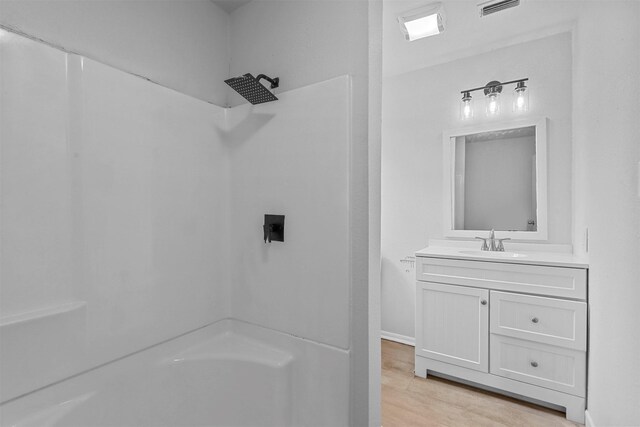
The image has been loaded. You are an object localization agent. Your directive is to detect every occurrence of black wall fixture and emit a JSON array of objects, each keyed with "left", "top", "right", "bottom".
[
  {"left": 263, "top": 214, "right": 285, "bottom": 243},
  {"left": 224, "top": 73, "right": 279, "bottom": 105}
]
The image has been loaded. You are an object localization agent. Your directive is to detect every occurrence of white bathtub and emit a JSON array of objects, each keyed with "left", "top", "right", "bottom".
[{"left": 0, "top": 320, "right": 350, "bottom": 427}]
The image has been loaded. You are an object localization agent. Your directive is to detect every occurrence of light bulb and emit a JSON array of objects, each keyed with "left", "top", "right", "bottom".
[
  {"left": 463, "top": 101, "right": 472, "bottom": 117},
  {"left": 460, "top": 92, "right": 473, "bottom": 120},
  {"left": 486, "top": 92, "right": 500, "bottom": 116},
  {"left": 489, "top": 96, "right": 498, "bottom": 113},
  {"left": 512, "top": 81, "right": 529, "bottom": 113}
]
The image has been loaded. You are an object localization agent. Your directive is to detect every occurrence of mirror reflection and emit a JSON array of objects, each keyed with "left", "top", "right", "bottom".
[{"left": 453, "top": 126, "right": 537, "bottom": 231}]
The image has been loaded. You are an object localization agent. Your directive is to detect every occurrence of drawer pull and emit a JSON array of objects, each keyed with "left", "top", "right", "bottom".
[
  {"left": 530, "top": 361, "right": 539, "bottom": 368},
  {"left": 531, "top": 317, "right": 539, "bottom": 324}
]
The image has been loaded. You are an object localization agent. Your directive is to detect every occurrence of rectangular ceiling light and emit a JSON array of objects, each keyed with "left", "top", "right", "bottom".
[{"left": 398, "top": 2, "right": 445, "bottom": 42}]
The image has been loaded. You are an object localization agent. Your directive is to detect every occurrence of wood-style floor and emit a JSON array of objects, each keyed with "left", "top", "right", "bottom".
[{"left": 381, "top": 339, "right": 583, "bottom": 427}]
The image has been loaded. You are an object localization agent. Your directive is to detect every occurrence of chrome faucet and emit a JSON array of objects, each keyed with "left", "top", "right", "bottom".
[{"left": 475, "top": 229, "right": 510, "bottom": 251}]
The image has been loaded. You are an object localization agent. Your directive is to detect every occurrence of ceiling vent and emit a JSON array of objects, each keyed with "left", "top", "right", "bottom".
[{"left": 477, "top": 0, "right": 520, "bottom": 17}]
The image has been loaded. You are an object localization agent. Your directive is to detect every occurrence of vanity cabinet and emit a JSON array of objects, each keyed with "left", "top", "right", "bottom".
[{"left": 415, "top": 254, "right": 588, "bottom": 423}]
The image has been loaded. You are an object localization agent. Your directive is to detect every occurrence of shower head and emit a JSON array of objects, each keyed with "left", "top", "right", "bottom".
[{"left": 224, "top": 73, "right": 279, "bottom": 105}]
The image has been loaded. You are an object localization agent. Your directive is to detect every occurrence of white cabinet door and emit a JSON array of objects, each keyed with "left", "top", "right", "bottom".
[{"left": 416, "top": 282, "right": 489, "bottom": 372}]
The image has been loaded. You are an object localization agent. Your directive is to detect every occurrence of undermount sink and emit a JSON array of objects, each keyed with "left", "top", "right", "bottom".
[{"left": 459, "top": 250, "right": 528, "bottom": 258}]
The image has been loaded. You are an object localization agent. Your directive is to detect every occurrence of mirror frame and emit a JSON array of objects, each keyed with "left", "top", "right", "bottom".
[{"left": 442, "top": 117, "right": 548, "bottom": 241}]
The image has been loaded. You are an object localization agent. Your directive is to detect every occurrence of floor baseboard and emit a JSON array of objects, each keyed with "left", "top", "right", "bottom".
[
  {"left": 585, "top": 410, "right": 595, "bottom": 427},
  {"left": 381, "top": 330, "right": 415, "bottom": 346}
]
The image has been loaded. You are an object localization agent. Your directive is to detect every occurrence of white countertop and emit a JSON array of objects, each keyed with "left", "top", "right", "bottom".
[{"left": 415, "top": 244, "right": 589, "bottom": 269}]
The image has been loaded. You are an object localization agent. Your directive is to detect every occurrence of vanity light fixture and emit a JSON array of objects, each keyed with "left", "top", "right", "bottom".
[
  {"left": 459, "top": 78, "right": 528, "bottom": 119},
  {"left": 398, "top": 2, "right": 445, "bottom": 42}
]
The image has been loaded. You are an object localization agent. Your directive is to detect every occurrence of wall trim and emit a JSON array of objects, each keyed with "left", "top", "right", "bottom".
[
  {"left": 585, "top": 410, "right": 595, "bottom": 427},
  {"left": 381, "top": 330, "right": 415, "bottom": 346}
]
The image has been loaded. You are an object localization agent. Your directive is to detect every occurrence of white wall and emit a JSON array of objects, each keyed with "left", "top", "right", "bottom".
[
  {"left": 367, "top": 1, "right": 384, "bottom": 426},
  {"left": 0, "top": 30, "right": 231, "bottom": 402},
  {"left": 573, "top": 2, "right": 640, "bottom": 425},
  {"left": 0, "top": 0, "right": 230, "bottom": 105},
  {"left": 228, "top": 0, "right": 369, "bottom": 107},
  {"left": 381, "top": 33, "right": 572, "bottom": 339}
]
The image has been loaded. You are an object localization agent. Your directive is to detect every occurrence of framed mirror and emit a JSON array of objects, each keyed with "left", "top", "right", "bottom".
[{"left": 443, "top": 117, "right": 548, "bottom": 240}]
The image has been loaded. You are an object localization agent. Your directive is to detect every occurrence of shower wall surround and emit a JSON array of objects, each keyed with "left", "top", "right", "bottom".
[
  {"left": 228, "top": 1, "right": 373, "bottom": 422},
  {"left": 74, "top": 57, "right": 232, "bottom": 361},
  {"left": 0, "top": 29, "right": 353, "bottom": 408},
  {"left": 0, "top": 29, "right": 230, "bottom": 402},
  {"left": 228, "top": 76, "right": 351, "bottom": 350},
  {"left": 1, "top": 31, "right": 75, "bottom": 317}
]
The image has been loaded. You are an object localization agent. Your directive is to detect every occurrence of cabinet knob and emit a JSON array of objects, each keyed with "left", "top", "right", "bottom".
[
  {"left": 480, "top": 299, "right": 487, "bottom": 305},
  {"left": 531, "top": 317, "right": 539, "bottom": 324},
  {"left": 530, "top": 361, "right": 539, "bottom": 368}
]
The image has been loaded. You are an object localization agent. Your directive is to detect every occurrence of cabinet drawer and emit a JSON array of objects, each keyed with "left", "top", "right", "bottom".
[
  {"left": 490, "top": 335, "right": 586, "bottom": 397},
  {"left": 416, "top": 257, "right": 586, "bottom": 300},
  {"left": 490, "top": 292, "right": 587, "bottom": 351}
]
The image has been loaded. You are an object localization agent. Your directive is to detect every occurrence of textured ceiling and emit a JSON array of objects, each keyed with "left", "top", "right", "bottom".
[{"left": 211, "top": 0, "right": 252, "bottom": 14}]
